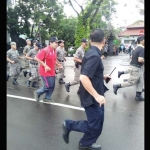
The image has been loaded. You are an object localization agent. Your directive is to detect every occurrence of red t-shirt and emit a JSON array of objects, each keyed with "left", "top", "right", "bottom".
[{"left": 36, "top": 46, "right": 56, "bottom": 76}]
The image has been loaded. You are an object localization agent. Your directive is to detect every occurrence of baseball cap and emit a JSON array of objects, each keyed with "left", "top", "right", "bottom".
[
  {"left": 26, "top": 39, "right": 31, "bottom": 42},
  {"left": 49, "top": 36, "right": 59, "bottom": 42},
  {"left": 58, "top": 40, "right": 65, "bottom": 43},
  {"left": 35, "top": 43, "right": 41, "bottom": 48},
  {"left": 137, "top": 35, "right": 144, "bottom": 43},
  {"left": 33, "top": 40, "right": 38, "bottom": 43},
  {"left": 81, "top": 38, "right": 88, "bottom": 43},
  {"left": 10, "top": 42, "right": 16, "bottom": 45}
]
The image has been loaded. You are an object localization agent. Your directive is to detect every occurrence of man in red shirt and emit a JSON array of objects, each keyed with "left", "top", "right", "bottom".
[{"left": 34, "top": 36, "right": 61, "bottom": 102}]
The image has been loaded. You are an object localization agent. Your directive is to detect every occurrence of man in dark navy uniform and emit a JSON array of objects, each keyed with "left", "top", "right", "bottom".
[{"left": 62, "top": 29, "right": 111, "bottom": 150}]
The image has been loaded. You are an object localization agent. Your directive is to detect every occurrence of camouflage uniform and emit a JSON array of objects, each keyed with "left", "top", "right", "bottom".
[
  {"left": 26, "top": 49, "right": 40, "bottom": 87},
  {"left": 56, "top": 46, "right": 66, "bottom": 80},
  {"left": 7, "top": 49, "right": 21, "bottom": 83}
]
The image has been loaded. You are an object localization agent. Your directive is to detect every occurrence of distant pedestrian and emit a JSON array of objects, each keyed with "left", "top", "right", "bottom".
[
  {"left": 7, "top": 42, "right": 24, "bottom": 85},
  {"left": 103, "top": 44, "right": 108, "bottom": 58},
  {"left": 25, "top": 43, "right": 41, "bottom": 88},
  {"left": 23, "top": 39, "right": 32, "bottom": 77},
  {"left": 56, "top": 40, "right": 66, "bottom": 84}
]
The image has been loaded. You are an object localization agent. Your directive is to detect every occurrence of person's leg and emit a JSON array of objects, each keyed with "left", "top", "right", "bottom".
[
  {"left": 44, "top": 76, "right": 56, "bottom": 100},
  {"left": 113, "top": 66, "right": 141, "bottom": 95},
  {"left": 10, "top": 63, "right": 20, "bottom": 85},
  {"left": 64, "top": 104, "right": 104, "bottom": 147},
  {"left": 118, "top": 68, "right": 130, "bottom": 78},
  {"left": 32, "top": 67, "right": 40, "bottom": 88},
  {"left": 59, "top": 62, "right": 65, "bottom": 84},
  {"left": 14, "top": 63, "right": 21, "bottom": 79},
  {"left": 65, "top": 66, "right": 81, "bottom": 92},
  {"left": 35, "top": 76, "right": 48, "bottom": 101},
  {"left": 135, "top": 69, "right": 144, "bottom": 101},
  {"left": 70, "top": 66, "right": 80, "bottom": 85}
]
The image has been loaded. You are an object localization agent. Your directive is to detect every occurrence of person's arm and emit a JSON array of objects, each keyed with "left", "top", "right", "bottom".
[
  {"left": 7, "top": 51, "right": 15, "bottom": 63},
  {"left": 80, "top": 56, "right": 106, "bottom": 106},
  {"left": 18, "top": 56, "right": 24, "bottom": 59},
  {"left": 25, "top": 51, "right": 34, "bottom": 61},
  {"left": 138, "top": 48, "right": 144, "bottom": 63},
  {"left": 16, "top": 51, "right": 24, "bottom": 59},
  {"left": 73, "top": 50, "right": 82, "bottom": 63},
  {"left": 7, "top": 57, "right": 14, "bottom": 64},
  {"left": 73, "top": 57, "right": 82, "bottom": 63},
  {"left": 23, "top": 47, "right": 27, "bottom": 55},
  {"left": 34, "top": 50, "right": 50, "bottom": 72}
]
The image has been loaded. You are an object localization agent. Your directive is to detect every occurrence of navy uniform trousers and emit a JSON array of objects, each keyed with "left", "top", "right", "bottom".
[{"left": 65, "top": 103, "right": 104, "bottom": 146}]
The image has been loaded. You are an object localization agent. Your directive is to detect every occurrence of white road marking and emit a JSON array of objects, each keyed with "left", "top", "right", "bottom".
[{"left": 7, "top": 94, "right": 84, "bottom": 111}]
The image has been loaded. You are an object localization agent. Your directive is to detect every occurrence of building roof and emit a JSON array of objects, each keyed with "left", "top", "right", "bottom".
[
  {"left": 126, "top": 21, "right": 144, "bottom": 29},
  {"left": 118, "top": 29, "right": 144, "bottom": 37},
  {"left": 118, "top": 21, "right": 144, "bottom": 37}
]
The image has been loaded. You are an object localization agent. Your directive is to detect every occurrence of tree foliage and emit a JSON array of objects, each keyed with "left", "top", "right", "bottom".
[{"left": 7, "top": 0, "right": 119, "bottom": 48}]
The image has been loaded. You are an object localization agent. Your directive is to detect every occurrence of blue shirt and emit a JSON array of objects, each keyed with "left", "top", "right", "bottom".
[{"left": 79, "top": 46, "right": 109, "bottom": 108}]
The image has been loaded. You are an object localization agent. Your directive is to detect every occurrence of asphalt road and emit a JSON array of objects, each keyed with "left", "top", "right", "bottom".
[{"left": 7, "top": 53, "right": 144, "bottom": 150}]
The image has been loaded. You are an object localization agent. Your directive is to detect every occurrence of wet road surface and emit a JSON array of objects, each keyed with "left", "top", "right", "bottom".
[{"left": 7, "top": 53, "right": 144, "bottom": 150}]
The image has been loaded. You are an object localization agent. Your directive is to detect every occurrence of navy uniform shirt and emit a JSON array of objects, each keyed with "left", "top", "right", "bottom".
[{"left": 79, "top": 46, "right": 109, "bottom": 108}]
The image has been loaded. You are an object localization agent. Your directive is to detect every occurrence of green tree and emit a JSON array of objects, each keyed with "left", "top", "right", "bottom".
[
  {"left": 7, "top": 0, "right": 65, "bottom": 43},
  {"left": 63, "top": 0, "right": 117, "bottom": 47},
  {"left": 57, "top": 17, "right": 78, "bottom": 50}
]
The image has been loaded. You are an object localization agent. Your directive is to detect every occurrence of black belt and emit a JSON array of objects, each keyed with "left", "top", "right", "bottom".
[
  {"left": 130, "top": 64, "right": 141, "bottom": 68},
  {"left": 30, "top": 61, "right": 38, "bottom": 65},
  {"left": 58, "top": 59, "right": 64, "bottom": 62}
]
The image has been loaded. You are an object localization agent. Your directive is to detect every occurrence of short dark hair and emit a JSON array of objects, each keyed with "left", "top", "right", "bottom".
[
  {"left": 90, "top": 29, "right": 105, "bottom": 42},
  {"left": 137, "top": 35, "right": 144, "bottom": 44}
]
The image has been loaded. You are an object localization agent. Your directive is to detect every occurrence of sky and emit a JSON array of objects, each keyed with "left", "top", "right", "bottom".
[{"left": 62, "top": 0, "right": 144, "bottom": 28}]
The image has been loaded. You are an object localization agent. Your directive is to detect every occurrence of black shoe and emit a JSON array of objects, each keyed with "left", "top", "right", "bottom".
[
  {"left": 12, "top": 78, "right": 19, "bottom": 85},
  {"left": 7, "top": 74, "right": 10, "bottom": 81},
  {"left": 65, "top": 83, "right": 70, "bottom": 92},
  {"left": 118, "top": 71, "right": 124, "bottom": 78},
  {"left": 59, "top": 79, "right": 65, "bottom": 84},
  {"left": 62, "top": 121, "right": 70, "bottom": 144},
  {"left": 135, "top": 92, "right": 144, "bottom": 101},
  {"left": 29, "top": 72, "right": 31, "bottom": 77},
  {"left": 32, "top": 82, "right": 39, "bottom": 88},
  {"left": 34, "top": 91, "right": 41, "bottom": 102},
  {"left": 123, "top": 79, "right": 128, "bottom": 82},
  {"left": 113, "top": 84, "right": 121, "bottom": 95},
  {"left": 78, "top": 143, "right": 101, "bottom": 150},
  {"left": 27, "top": 80, "right": 31, "bottom": 87},
  {"left": 23, "top": 71, "right": 28, "bottom": 77}
]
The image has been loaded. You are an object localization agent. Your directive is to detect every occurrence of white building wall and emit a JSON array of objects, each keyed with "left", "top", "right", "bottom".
[{"left": 120, "top": 36, "right": 138, "bottom": 44}]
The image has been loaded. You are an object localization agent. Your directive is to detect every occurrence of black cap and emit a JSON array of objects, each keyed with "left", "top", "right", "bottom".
[
  {"left": 33, "top": 40, "right": 38, "bottom": 43},
  {"left": 49, "top": 36, "right": 59, "bottom": 42},
  {"left": 137, "top": 35, "right": 144, "bottom": 43},
  {"left": 81, "top": 38, "right": 88, "bottom": 43},
  {"left": 35, "top": 43, "right": 41, "bottom": 48}
]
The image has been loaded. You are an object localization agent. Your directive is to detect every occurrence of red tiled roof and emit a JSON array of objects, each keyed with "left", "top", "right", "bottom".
[
  {"left": 126, "top": 21, "right": 144, "bottom": 29},
  {"left": 118, "top": 29, "right": 144, "bottom": 37}
]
